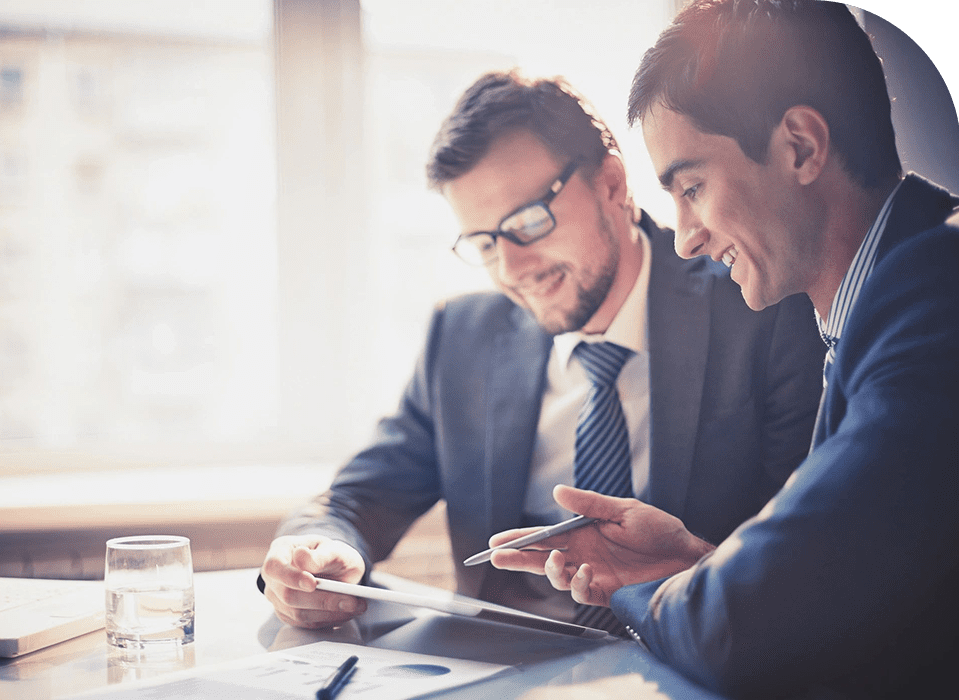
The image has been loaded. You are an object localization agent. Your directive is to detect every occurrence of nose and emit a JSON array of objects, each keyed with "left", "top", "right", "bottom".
[
  {"left": 493, "top": 236, "right": 539, "bottom": 285},
  {"left": 673, "top": 207, "right": 708, "bottom": 259}
]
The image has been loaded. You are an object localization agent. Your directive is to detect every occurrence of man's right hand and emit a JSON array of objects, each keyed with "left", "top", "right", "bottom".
[
  {"left": 489, "top": 485, "right": 715, "bottom": 608},
  {"left": 259, "top": 535, "right": 368, "bottom": 628}
]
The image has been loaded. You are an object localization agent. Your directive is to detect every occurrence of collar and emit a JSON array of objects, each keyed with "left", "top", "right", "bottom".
[
  {"left": 553, "top": 221, "right": 651, "bottom": 366},
  {"left": 815, "top": 178, "right": 904, "bottom": 348}
]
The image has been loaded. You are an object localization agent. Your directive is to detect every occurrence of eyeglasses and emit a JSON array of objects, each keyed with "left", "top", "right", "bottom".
[{"left": 451, "top": 160, "right": 580, "bottom": 266}]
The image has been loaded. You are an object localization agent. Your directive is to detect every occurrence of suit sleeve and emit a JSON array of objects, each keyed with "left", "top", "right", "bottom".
[
  {"left": 612, "top": 229, "right": 959, "bottom": 698},
  {"left": 275, "top": 303, "right": 446, "bottom": 569}
]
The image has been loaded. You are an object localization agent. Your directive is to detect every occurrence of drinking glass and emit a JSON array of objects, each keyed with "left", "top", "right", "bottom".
[{"left": 104, "top": 535, "right": 195, "bottom": 648}]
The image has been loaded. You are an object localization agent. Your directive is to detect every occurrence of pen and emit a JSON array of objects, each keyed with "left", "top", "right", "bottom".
[
  {"left": 463, "top": 514, "right": 598, "bottom": 566},
  {"left": 316, "top": 654, "right": 358, "bottom": 700}
]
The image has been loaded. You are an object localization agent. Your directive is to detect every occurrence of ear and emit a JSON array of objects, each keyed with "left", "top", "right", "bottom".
[
  {"left": 773, "top": 105, "right": 830, "bottom": 186},
  {"left": 593, "top": 151, "right": 629, "bottom": 208}
]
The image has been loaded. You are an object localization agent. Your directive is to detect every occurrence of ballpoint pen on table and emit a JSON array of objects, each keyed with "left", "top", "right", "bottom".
[
  {"left": 316, "top": 654, "right": 358, "bottom": 700},
  {"left": 463, "top": 514, "right": 598, "bottom": 566}
]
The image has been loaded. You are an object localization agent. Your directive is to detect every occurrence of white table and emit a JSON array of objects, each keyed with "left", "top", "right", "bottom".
[{"left": 0, "top": 568, "right": 725, "bottom": 700}]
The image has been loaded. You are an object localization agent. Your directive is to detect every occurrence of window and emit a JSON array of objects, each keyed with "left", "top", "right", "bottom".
[
  {"left": 0, "top": 1, "right": 279, "bottom": 474},
  {"left": 355, "top": 0, "right": 680, "bottom": 433},
  {"left": 0, "top": 0, "right": 954, "bottom": 482}
]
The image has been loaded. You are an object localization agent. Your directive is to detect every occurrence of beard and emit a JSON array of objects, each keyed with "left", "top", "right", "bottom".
[
  {"left": 531, "top": 261, "right": 616, "bottom": 335},
  {"left": 532, "top": 209, "right": 620, "bottom": 336}
]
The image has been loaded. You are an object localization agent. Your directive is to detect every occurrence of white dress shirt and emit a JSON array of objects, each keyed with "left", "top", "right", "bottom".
[
  {"left": 509, "top": 225, "right": 652, "bottom": 621},
  {"left": 523, "top": 226, "right": 653, "bottom": 523}
]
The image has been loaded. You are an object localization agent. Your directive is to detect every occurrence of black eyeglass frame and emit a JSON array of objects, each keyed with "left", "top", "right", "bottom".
[{"left": 451, "top": 160, "right": 581, "bottom": 266}]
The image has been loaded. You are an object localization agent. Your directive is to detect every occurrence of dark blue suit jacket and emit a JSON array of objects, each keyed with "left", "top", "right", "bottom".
[
  {"left": 280, "top": 213, "right": 825, "bottom": 606},
  {"left": 612, "top": 175, "right": 959, "bottom": 699}
]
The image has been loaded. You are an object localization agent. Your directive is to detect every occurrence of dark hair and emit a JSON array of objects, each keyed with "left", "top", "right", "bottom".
[
  {"left": 628, "top": 0, "right": 901, "bottom": 189},
  {"left": 426, "top": 70, "right": 618, "bottom": 190}
]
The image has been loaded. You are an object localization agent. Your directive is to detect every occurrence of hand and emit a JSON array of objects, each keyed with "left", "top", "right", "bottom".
[
  {"left": 489, "top": 485, "right": 714, "bottom": 607},
  {"left": 259, "top": 535, "right": 368, "bottom": 628}
]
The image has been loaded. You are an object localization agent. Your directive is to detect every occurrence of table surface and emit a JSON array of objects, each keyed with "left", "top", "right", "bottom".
[{"left": 0, "top": 568, "right": 724, "bottom": 700}]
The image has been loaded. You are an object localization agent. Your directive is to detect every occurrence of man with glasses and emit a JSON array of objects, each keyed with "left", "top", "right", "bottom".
[{"left": 257, "top": 70, "right": 825, "bottom": 632}]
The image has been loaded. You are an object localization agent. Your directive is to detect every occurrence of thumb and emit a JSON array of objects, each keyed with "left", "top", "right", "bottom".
[
  {"left": 293, "top": 542, "right": 344, "bottom": 574},
  {"left": 553, "top": 484, "right": 630, "bottom": 522},
  {"left": 291, "top": 544, "right": 324, "bottom": 573}
]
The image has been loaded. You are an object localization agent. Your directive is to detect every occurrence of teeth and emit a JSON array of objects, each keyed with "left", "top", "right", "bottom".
[{"left": 721, "top": 248, "right": 738, "bottom": 268}]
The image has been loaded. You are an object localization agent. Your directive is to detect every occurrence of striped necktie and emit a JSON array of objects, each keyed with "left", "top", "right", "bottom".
[
  {"left": 571, "top": 341, "right": 634, "bottom": 635},
  {"left": 573, "top": 341, "right": 634, "bottom": 498}
]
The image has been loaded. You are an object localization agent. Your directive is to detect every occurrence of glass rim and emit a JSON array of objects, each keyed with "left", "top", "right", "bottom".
[
  {"left": 451, "top": 159, "right": 578, "bottom": 267},
  {"left": 106, "top": 535, "right": 190, "bottom": 549}
]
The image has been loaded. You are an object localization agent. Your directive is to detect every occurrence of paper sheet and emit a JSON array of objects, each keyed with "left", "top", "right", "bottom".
[{"left": 68, "top": 641, "right": 512, "bottom": 699}]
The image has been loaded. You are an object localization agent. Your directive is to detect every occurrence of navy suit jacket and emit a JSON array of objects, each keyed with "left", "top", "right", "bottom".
[
  {"left": 612, "top": 175, "right": 959, "bottom": 699},
  {"left": 280, "top": 212, "right": 824, "bottom": 604}
]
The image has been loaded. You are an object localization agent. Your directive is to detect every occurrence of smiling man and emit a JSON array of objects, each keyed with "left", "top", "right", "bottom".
[
  {"left": 644, "top": 104, "right": 837, "bottom": 314},
  {"left": 257, "top": 69, "right": 824, "bottom": 635},
  {"left": 488, "top": 2, "right": 959, "bottom": 698},
  {"left": 443, "top": 128, "right": 635, "bottom": 337}
]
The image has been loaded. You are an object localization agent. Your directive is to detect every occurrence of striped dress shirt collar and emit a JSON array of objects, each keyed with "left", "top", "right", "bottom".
[{"left": 815, "top": 178, "right": 903, "bottom": 382}]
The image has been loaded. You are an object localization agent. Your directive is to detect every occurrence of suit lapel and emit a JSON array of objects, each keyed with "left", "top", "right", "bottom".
[
  {"left": 810, "top": 173, "right": 959, "bottom": 448},
  {"left": 810, "top": 373, "right": 829, "bottom": 452},
  {"left": 644, "top": 217, "right": 712, "bottom": 517},
  {"left": 483, "top": 305, "right": 552, "bottom": 535}
]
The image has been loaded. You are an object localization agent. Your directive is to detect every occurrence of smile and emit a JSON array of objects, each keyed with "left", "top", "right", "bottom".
[
  {"left": 721, "top": 247, "right": 738, "bottom": 269},
  {"left": 518, "top": 268, "right": 566, "bottom": 298}
]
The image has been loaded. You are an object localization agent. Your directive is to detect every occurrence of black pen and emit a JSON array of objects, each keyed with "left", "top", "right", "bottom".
[{"left": 316, "top": 654, "right": 358, "bottom": 700}]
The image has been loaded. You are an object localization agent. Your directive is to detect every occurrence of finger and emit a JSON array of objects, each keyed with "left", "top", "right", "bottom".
[
  {"left": 488, "top": 548, "right": 551, "bottom": 574},
  {"left": 544, "top": 550, "right": 575, "bottom": 591},
  {"left": 262, "top": 548, "right": 316, "bottom": 593},
  {"left": 266, "top": 582, "right": 367, "bottom": 623},
  {"left": 569, "top": 563, "right": 599, "bottom": 606},
  {"left": 488, "top": 526, "right": 545, "bottom": 548},
  {"left": 292, "top": 586, "right": 368, "bottom": 616},
  {"left": 292, "top": 544, "right": 344, "bottom": 575},
  {"left": 292, "top": 542, "right": 365, "bottom": 584},
  {"left": 553, "top": 484, "right": 633, "bottom": 522}
]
